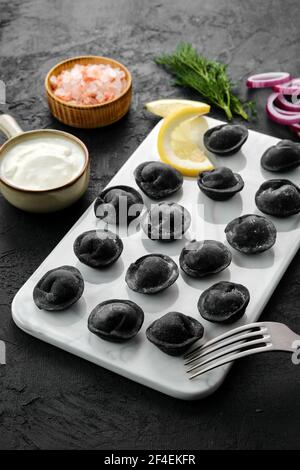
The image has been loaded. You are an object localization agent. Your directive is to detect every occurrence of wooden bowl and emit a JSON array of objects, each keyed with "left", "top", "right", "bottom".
[{"left": 45, "top": 56, "right": 132, "bottom": 128}]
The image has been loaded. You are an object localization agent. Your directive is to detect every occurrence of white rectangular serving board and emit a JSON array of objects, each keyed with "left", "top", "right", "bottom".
[{"left": 12, "top": 117, "right": 300, "bottom": 400}]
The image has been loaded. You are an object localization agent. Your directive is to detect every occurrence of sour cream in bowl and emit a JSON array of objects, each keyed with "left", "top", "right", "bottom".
[
  {"left": 0, "top": 115, "right": 89, "bottom": 212},
  {"left": 1, "top": 134, "right": 86, "bottom": 191}
]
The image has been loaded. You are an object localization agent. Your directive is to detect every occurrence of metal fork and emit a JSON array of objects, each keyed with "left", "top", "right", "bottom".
[{"left": 184, "top": 322, "right": 300, "bottom": 380}]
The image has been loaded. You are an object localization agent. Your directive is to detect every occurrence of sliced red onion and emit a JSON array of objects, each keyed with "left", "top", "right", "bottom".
[
  {"left": 273, "top": 78, "right": 300, "bottom": 94},
  {"left": 266, "top": 93, "right": 300, "bottom": 125},
  {"left": 276, "top": 94, "right": 300, "bottom": 112},
  {"left": 246, "top": 72, "right": 291, "bottom": 88},
  {"left": 273, "top": 104, "right": 300, "bottom": 116}
]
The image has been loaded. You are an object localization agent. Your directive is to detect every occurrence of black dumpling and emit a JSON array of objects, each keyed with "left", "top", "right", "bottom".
[
  {"left": 261, "top": 140, "right": 300, "bottom": 172},
  {"left": 33, "top": 266, "right": 84, "bottom": 311},
  {"left": 204, "top": 124, "right": 248, "bottom": 156},
  {"left": 198, "top": 281, "right": 250, "bottom": 324},
  {"left": 255, "top": 179, "right": 300, "bottom": 217},
  {"left": 134, "top": 161, "right": 183, "bottom": 200},
  {"left": 125, "top": 254, "right": 179, "bottom": 294},
  {"left": 146, "top": 312, "right": 204, "bottom": 356},
  {"left": 225, "top": 214, "right": 277, "bottom": 254},
  {"left": 197, "top": 167, "right": 244, "bottom": 201},
  {"left": 73, "top": 229, "right": 123, "bottom": 268},
  {"left": 88, "top": 299, "right": 144, "bottom": 342},
  {"left": 142, "top": 202, "right": 191, "bottom": 241},
  {"left": 180, "top": 240, "right": 232, "bottom": 278},
  {"left": 94, "top": 185, "right": 144, "bottom": 225}
]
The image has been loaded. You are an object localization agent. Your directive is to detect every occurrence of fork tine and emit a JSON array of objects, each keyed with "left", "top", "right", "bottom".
[
  {"left": 185, "top": 336, "right": 271, "bottom": 373},
  {"left": 187, "top": 344, "right": 272, "bottom": 379},
  {"left": 184, "top": 322, "right": 264, "bottom": 359},
  {"left": 184, "top": 329, "right": 268, "bottom": 365}
]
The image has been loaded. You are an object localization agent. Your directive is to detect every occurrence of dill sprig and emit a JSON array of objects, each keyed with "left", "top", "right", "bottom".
[{"left": 155, "top": 42, "right": 255, "bottom": 121}]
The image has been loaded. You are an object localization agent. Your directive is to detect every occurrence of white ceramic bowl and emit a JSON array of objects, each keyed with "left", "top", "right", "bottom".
[{"left": 0, "top": 115, "right": 90, "bottom": 213}]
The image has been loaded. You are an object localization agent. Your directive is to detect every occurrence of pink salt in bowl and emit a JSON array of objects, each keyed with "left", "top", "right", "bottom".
[{"left": 45, "top": 56, "right": 132, "bottom": 128}]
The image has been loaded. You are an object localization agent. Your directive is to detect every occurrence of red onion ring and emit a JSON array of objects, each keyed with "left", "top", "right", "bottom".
[
  {"left": 273, "top": 103, "right": 298, "bottom": 116},
  {"left": 266, "top": 93, "right": 300, "bottom": 125},
  {"left": 273, "top": 78, "right": 300, "bottom": 94},
  {"left": 276, "top": 94, "right": 300, "bottom": 112},
  {"left": 246, "top": 72, "right": 291, "bottom": 88}
]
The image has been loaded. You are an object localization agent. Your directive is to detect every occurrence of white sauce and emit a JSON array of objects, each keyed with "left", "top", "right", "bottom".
[{"left": 0, "top": 134, "right": 86, "bottom": 190}]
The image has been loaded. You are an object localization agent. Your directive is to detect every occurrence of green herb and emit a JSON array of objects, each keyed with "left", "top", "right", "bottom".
[{"left": 155, "top": 42, "right": 255, "bottom": 121}]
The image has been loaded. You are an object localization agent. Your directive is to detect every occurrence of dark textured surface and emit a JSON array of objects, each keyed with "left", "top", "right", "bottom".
[{"left": 0, "top": 0, "right": 300, "bottom": 450}]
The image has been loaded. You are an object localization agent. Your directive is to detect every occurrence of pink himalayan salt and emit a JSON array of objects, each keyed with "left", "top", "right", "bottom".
[{"left": 50, "top": 63, "right": 127, "bottom": 105}]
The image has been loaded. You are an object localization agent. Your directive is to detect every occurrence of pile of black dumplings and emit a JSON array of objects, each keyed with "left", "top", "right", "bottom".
[{"left": 33, "top": 124, "right": 300, "bottom": 358}]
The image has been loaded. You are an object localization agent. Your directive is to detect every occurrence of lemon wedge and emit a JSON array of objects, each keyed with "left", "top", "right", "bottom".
[
  {"left": 157, "top": 106, "right": 214, "bottom": 177},
  {"left": 145, "top": 99, "right": 210, "bottom": 118}
]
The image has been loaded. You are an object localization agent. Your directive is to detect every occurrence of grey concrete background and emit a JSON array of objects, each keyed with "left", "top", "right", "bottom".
[{"left": 0, "top": 0, "right": 300, "bottom": 450}]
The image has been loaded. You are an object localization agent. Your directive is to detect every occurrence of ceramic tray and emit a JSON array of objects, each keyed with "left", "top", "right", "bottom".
[{"left": 12, "top": 117, "right": 300, "bottom": 400}]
